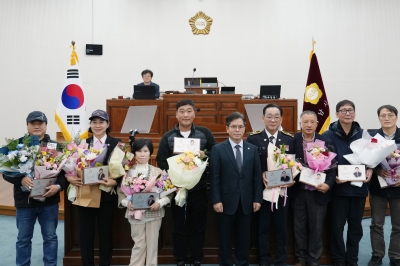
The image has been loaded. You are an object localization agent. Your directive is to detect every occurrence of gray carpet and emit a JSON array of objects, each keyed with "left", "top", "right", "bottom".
[{"left": 0, "top": 215, "right": 392, "bottom": 265}]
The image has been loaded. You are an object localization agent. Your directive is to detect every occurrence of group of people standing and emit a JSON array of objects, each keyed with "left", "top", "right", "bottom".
[{"left": 3, "top": 98, "right": 400, "bottom": 266}]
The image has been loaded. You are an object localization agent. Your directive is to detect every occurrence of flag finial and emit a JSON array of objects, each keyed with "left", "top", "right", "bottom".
[
  {"left": 70, "top": 41, "right": 79, "bottom": 66},
  {"left": 310, "top": 38, "right": 316, "bottom": 61}
]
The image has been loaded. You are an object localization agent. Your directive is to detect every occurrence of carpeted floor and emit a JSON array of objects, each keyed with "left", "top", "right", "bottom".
[{"left": 0, "top": 215, "right": 392, "bottom": 265}]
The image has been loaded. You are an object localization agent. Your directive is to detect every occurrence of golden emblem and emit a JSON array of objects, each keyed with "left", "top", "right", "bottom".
[
  {"left": 304, "top": 83, "right": 323, "bottom": 105},
  {"left": 189, "top": 11, "right": 213, "bottom": 35}
]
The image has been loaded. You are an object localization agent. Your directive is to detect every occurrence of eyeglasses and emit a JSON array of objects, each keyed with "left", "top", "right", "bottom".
[
  {"left": 228, "top": 125, "right": 245, "bottom": 130},
  {"left": 265, "top": 116, "right": 281, "bottom": 121},
  {"left": 338, "top": 109, "right": 355, "bottom": 114},
  {"left": 379, "top": 114, "right": 397, "bottom": 119}
]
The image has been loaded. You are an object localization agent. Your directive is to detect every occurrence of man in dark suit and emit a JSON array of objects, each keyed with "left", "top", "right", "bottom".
[
  {"left": 210, "top": 112, "right": 263, "bottom": 266},
  {"left": 353, "top": 167, "right": 362, "bottom": 178},
  {"left": 247, "top": 103, "right": 294, "bottom": 266},
  {"left": 291, "top": 110, "right": 336, "bottom": 266},
  {"left": 281, "top": 171, "right": 290, "bottom": 182}
]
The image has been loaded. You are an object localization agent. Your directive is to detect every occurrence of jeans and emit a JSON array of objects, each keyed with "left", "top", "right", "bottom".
[{"left": 16, "top": 204, "right": 59, "bottom": 266}]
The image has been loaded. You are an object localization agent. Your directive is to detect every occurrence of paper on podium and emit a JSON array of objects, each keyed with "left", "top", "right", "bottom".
[{"left": 120, "top": 106, "right": 157, "bottom": 133}]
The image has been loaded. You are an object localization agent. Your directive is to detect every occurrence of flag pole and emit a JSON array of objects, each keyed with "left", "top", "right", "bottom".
[{"left": 310, "top": 37, "right": 316, "bottom": 60}]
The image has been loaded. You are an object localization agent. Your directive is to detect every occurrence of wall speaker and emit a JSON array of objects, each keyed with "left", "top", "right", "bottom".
[{"left": 86, "top": 44, "right": 103, "bottom": 55}]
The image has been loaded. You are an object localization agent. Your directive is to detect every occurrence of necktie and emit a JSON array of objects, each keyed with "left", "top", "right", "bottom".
[
  {"left": 235, "top": 145, "right": 242, "bottom": 172},
  {"left": 269, "top": 136, "right": 275, "bottom": 144}
]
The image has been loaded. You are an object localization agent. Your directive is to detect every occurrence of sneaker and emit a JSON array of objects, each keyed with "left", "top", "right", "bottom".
[
  {"left": 390, "top": 258, "right": 400, "bottom": 266},
  {"left": 191, "top": 261, "right": 201, "bottom": 266},
  {"left": 368, "top": 256, "right": 383, "bottom": 266},
  {"left": 294, "top": 260, "right": 307, "bottom": 266}
]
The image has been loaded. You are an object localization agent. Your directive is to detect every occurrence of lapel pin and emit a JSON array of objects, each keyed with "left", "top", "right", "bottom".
[
  {"left": 264, "top": 139, "right": 267, "bottom": 141},
  {"left": 278, "top": 139, "right": 281, "bottom": 141},
  {"left": 248, "top": 147, "right": 250, "bottom": 150}
]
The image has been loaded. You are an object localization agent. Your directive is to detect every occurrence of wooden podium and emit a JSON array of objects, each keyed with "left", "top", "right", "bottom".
[{"left": 63, "top": 95, "right": 333, "bottom": 266}]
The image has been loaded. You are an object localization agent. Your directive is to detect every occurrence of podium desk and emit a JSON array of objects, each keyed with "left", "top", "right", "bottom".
[{"left": 184, "top": 87, "right": 219, "bottom": 94}]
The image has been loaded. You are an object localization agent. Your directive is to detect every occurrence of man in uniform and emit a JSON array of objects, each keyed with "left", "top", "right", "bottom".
[{"left": 247, "top": 103, "right": 294, "bottom": 266}]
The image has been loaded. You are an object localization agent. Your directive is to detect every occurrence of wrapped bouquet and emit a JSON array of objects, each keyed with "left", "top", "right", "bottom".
[
  {"left": 0, "top": 135, "right": 39, "bottom": 177},
  {"left": 264, "top": 143, "right": 302, "bottom": 208},
  {"left": 167, "top": 150, "right": 208, "bottom": 207},
  {"left": 378, "top": 148, "right": 400, "bottom": 187}
]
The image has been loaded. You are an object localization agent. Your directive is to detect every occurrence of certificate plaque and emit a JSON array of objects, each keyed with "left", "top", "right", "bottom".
[
  {"left": 173, "top": 137, "right": 201, "bottom": 153},
  {"left": 83, "top": 166, "right": 109, "bottom": 185},
  {"left": 265, "top": 168, "right": 293, "bottom": 188},
  {"left": 131, "top": 192, "right": 160, "bottom": 209},
  {"left": 338, "top": 165, "right": 366, "bottom": 181},
  {"left": 30, "top": 177, "right": 57, "bottom": 197},
  {"left": 299, "top": 167, "right": 326, "bottom": 187}
]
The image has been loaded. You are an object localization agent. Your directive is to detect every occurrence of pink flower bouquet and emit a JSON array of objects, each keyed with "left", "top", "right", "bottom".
[
  {"left": 379, "top": 149, "right": 400, "bottom": 186},
  {"left": 305, "top": 140, "right": 337, "bottom": 173}
]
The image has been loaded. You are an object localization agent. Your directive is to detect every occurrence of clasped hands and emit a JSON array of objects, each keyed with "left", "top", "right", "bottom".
[
  {"left": 127, "top": 201, "right": 160, "bottom": 212},
  {"left": 213, "top": 202, "right": 261, "bottom": 213}
]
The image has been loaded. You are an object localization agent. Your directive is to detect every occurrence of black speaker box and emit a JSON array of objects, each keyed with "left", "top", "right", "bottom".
[{"left": 86, "top": 44, "right": 103, "bottom": 55}]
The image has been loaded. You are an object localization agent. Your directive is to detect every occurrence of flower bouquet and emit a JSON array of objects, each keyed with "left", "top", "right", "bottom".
[
  {"left": 0, "top": 135, "right": 40, "bottom": 178},
  {"left": 120, "top": 167, "right": 159, "bottom": 219},
  {"left": 343, "top": 131, "right": 396, "bottom": 186},
  {"left": 154, "top": 170, "right": 176, "bottom": 197},
  {"left": 167, "top": 150, "right": 208, "bottom": 207},
  {"left": 378, "top": 148, "right": 400, "bottom": 187},
  {"left": 264, "top": 143, "right": 302, "bottom": 208},
  {"left": 299, "top": 140, "right": 337, "bottom": 189},
  {"left": 34, "top": 143, "right": 67, "bottom": 179}
]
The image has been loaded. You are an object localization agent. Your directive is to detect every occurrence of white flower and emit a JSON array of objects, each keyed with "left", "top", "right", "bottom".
[
  {"left": 85, "top": 152, "right": 98, "bottom": 161},
  {"left": 194, "top": 157, "right": 202, "bottom": 167},
  {"left": 19, "top": 155, "right": 28, "bottom": 163},
  {"left": 7, "top": 153, "right": 15, "bottom": 160}
]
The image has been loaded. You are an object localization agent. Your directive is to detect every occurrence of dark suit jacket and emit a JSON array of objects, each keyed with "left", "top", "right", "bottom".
[
  {"left": 353, "top": 172, "right": 362, "bottom": 177},
  {"left": 210, "top": 139, "right": 263, "bottom": 215},
  {"left": 281, "top": 175, "right": 290, "bottom": 182},
  {"left": 291, "top": 132, "right": 336, "bottom": 205}
]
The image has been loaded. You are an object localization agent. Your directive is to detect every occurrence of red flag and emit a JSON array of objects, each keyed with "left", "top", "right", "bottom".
[{"left": 303, "top": 52, "right": 330, "bottom": 134}]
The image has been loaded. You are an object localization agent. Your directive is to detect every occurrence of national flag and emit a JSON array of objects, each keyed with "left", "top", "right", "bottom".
[
  {"left": 303, "top": 46, "right": 330, "bottom": 134},
  {"left": 55, "top": 41, "right": 88, "bottom": 142}
]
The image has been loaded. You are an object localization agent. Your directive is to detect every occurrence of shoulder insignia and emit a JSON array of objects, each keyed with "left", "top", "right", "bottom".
[
  {"left": 249, "top": 130, "right": 263, "bottom": 136},
  {"left": 281, "top": 130, "right": 294, "bottom": 138}
]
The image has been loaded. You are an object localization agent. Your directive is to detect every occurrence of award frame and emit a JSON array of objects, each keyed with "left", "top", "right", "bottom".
[
  {"left": 131, "top": 192, "right": 160, "bottom": 210},
  {"left": 83, "top": 166, "right": 109, "bottom": 185},
  {"left": 30, "top": 177, "right": 57, "bottom": 197},
  {"left": 338, "top": 165, "right": 366, "bottom": 181},
  {"left": 173, "top": 137, "right": 201, "bottom": 154},
  {"left": 299, "top": 167, "right": 326, "bottom": 187},
  {"left": 265, "top": 168, "right": 293, "bottom": 188}
]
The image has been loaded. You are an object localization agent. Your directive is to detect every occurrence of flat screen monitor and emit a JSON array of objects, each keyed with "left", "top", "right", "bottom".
[
  {"left": 221, "top": 86, "right": 235, "bottom": 94},
  {"left": 133, "top": 85, "right": 156, "bottom": 99},
  {"left": 260, "top": 85, "right": 281, "bottom": 99},
  {"left": 202, "top": 77, "right": 218, "bottom": 87}
]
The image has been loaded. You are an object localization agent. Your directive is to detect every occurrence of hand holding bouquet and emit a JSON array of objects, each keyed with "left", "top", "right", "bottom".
[
  {"left": 167, "top": 150, "right": 208, "bottom": 207},
  {"left": 379, "top": 148, "right": 400, "bottom": 186}
]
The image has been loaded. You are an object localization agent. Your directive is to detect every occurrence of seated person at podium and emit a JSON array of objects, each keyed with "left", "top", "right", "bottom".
[{"left": 134, "top": 69, "right": 160, "bottom": 99}]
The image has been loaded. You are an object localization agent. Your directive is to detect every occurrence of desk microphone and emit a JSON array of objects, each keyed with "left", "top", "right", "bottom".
[
  {"left": 217, "top": 80, "right": 227, "bottom": 87},
  {"left": 185, "top": 68, "right": 197, "bottom": 94},
  {"left": 196, "top": 108, "right": 201, "bottom": 112}
]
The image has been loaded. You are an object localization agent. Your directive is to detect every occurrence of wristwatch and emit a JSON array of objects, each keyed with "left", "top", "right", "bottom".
[{"left": 57, "top": 184, "right": 62, "bottom": 192}]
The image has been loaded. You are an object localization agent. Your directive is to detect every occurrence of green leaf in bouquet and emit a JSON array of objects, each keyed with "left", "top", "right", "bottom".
[{"left": 94, "top": 162, "right": 103, "bottom": 167}]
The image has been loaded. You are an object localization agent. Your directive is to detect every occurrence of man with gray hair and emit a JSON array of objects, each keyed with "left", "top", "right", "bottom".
[{"left": 291, "top": 110, "right": 336, "bottom": 266}]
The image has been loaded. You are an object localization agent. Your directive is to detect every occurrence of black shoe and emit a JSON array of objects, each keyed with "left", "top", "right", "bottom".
[
  {"left": 368, "top": 256, "right": 383, "bottom": 266},
  {"left": 191, "top": 261, "right": 201, "bottom": 266},
  {"left": 177, "top": 261, "right": 186, "bottom": 266},
  {"left": 346, "top": 263, "right": 358, "bottom": 266},
  {"left": 294, "top": 260, "right": 307, "bottom": 266},
  {"left": 390, "top": 258, "right": 400, "bottom": 266},
  {"left": 334, "top": 263, "right": 345, "bottom": 266},
  {"left": 259, "top": 264, "right": 271, "bottom": 266}
]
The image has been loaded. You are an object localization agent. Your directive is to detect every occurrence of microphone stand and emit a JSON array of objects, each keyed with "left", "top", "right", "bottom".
[
  {"left": 189, "top": 68, "right": 196, "bottom": 93},
  {"left": 129, "top": 129, "right": 138, "bottom": 151}
]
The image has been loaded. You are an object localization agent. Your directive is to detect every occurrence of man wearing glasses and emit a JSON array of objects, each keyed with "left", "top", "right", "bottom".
[
  {"left": 247, "top": 103, "right": 294, "bottom": 266},
  {"left": 368, "top": 105, "right": 400, "bottom": 266},
  {"left": 322, "top": 100, "right": 373, "bottom": 266},
  {"left": 210, "top": 112, "right": 263, "bottom": 266}
]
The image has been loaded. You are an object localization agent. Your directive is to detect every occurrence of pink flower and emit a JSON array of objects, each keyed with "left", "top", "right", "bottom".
[
  {"left": 44, "top": 162, "right": 51, "bottom": 167},
  {"left": 281, "top": 164, "right": 288, "bottom": 169},
  {"left": 183, "top": 157, "right": 191, "bottom": 163},
  {"left": 178, "top": 163, "right": 185, "bottom": 169}
]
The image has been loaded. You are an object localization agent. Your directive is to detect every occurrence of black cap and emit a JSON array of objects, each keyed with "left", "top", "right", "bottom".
[
  {"left": 89, "top": 109, "right": 109, "bottom": 121},
  {"left": 26, "top": 111, "right": 47, "bottom": 124}
]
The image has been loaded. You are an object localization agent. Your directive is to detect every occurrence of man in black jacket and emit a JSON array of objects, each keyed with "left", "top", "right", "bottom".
[
  {"left": 368, "top": 105, "right": 400, "bottom": 266},
  {"left": 156, "top": 99, "right": 217, "bottom": 266},
  {"left": 291, "top": 110, "right": 336, "bottom": 266},
  {"left": 3, "top": 111, "right": 66, "bottom": 266}
]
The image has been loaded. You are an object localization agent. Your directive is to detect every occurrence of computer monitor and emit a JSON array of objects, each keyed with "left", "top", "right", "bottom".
[
  {"left": 260, "top": 85, "right": 281, "bottom": 99},
  {"left": 221, "top": 86, "right": 235, "bottom": 94},
  {"left": 133, "top": 85, "right": 156, "bottom": 99},
  {"left": 201, "top": 77, "right": 218, "bottom": 87}
]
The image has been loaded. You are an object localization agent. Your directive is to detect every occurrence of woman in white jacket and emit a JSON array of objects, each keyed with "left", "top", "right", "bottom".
[{"left": 118, "top": 138, "right": 171, "bottom": 266}]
